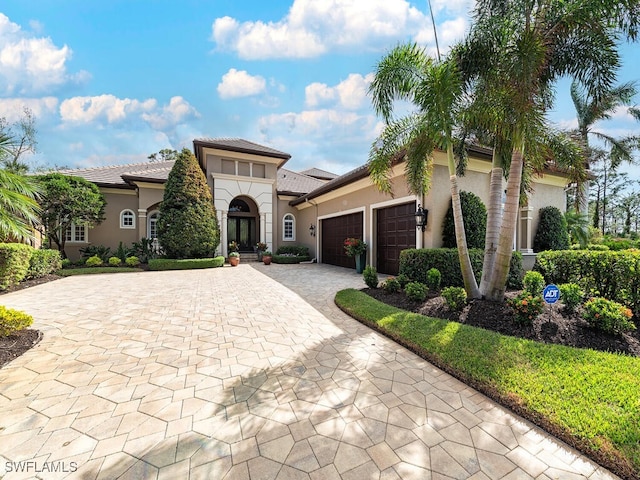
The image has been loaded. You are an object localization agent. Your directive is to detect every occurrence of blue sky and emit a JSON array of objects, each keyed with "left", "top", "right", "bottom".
[{"left": 0, "top": 0, "right": 638, "bottom": 177}]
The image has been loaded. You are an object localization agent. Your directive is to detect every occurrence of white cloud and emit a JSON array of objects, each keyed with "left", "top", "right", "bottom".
[
  {"left": 257, "top": 108, "right": 379, "bottom": 173},
  {"left": 217, "top": 68, "right": 267, "bottom": 99},
  {"left": 305, "top": 73, "right": 374, "bottom": 110},
  {"left": 0, "top": 13, "right": 86, "bottom": 94},
  {"left": 59, "top": 94, "right": 155, "bottom": 124},
  {"left": 211, "top": 0, "right": 433, "bottom": 59},
  {"left": 141, "top": 96, "right": 200, "bottom": 130},
  {"left": 0, "top": 97, "right": 58, "bottom": 122}
]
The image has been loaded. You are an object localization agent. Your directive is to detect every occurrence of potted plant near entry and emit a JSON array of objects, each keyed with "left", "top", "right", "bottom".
[
  {"left": 344, "top": 237, "right": 367, "bottom": 274},
  {"left": 228, "top": 251, "right": 240, "bottom": 266},
  {"left": 262, "top": 251, "right": 272, "bottom": 265},
  {"left": 255, "top": 242, "right": 268, "bottom": 261},
  {"left": 228, "top": 241, "right": 240, "bottom": 266}
]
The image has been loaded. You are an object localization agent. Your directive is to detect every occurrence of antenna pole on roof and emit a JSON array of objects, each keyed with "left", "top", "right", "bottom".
[{"left": 428, "top": 0, "right": 441, "bottom": 61}]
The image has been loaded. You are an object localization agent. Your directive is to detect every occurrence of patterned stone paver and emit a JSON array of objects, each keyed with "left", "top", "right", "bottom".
[{"left": 0, "top": 264, "right": 619, "bottom": 479}]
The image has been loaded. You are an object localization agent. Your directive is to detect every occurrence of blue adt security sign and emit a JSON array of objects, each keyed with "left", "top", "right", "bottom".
[{"left": 543, "top": 284, "right": 560, "bottom": 304}]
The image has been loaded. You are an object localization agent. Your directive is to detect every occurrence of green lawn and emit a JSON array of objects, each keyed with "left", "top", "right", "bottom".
[{"left": 335, "top": 289, "right": 640, "bottom": 478}]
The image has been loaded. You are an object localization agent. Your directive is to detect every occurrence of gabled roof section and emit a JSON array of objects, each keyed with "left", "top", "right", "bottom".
[
  {"left": 277, "top": 168, "right": 325, "bottom": 196},
  {"left": 299, "top": 167, "right": 338, "bottom": 181},
  {"left": 193, "top": 137, "right": 291, "bottom": 160},
  {"left": 57, "top": 160, "right": 175, "bottom": 187},
  {"left": 290, "top": 164, "right": 370, "bottom": 206}
]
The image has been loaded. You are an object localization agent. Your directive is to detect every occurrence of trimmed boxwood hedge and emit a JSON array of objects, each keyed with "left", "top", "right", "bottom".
[
  {"left": 272, "top": 255, "right": 311, "bottom": 264},
  {"left": 534, "top": 249, "right": 640, "bottom": 316},
  {"left": 0, "top": 243, "right": 34, "bottom": 290},
  {"left": 148, "top": 256, "right": 225, "bottom": 271},
  {"left": 399, "top": 248, "right": 523, "bottom": 289}
]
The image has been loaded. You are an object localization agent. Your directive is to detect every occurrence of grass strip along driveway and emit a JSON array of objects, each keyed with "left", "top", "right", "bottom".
[{"left": 335, "top": 289, "right": 640, "bottom": 480}]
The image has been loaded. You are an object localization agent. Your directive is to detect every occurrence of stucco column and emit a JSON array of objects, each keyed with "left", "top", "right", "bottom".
[
  {"left": 137, "top": 209, "right": 147, "bottom": 240},
  {"left": 260, "top": 212, "right": 266, "bottom": 245},
  {"left": 220, "top": 210, "right": 228, "bottom": 257},
  {"left": 519, "top": 206, "right": 534, "bottom": 253}
]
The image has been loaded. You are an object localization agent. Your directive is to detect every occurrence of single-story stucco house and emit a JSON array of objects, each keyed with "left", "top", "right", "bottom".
[{"left": 58, "top": 137, "right": 568, "bottom": 274}]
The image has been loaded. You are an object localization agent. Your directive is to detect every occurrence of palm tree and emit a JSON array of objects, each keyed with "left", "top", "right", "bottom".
[
  {"left": 461, "top": 0, "right": 640, "bottom": 301},
  {"left": 571, "top": 81, "right": 640, "bottom": 214},
  {"left": 368, "top": 44, "right": 481, "bottom": 299},
  {"left": 0, "top": 134, "right": 41, "bottom": 241}
]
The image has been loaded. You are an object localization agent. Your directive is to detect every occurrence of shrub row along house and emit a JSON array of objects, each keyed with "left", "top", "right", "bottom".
[{"left": 58, "top": 137, "right": 569, "bottom": 274}]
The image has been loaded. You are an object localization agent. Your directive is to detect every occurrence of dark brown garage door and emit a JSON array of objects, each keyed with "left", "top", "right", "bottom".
[
  {"left": 321, "top": 212, "right": 363, "bottom": 269},
  {"left": 377, "top": 202, "right": 417, "bottom": 275}
]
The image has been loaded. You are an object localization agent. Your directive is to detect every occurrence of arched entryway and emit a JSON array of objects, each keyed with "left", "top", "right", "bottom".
[{"left": 228, "top": 196, "right": 259, "bottom": 252}]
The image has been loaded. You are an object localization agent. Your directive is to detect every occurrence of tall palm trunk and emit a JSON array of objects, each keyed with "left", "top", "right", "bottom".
[
  {"left": 479, "top": 161, "right": 504, "bottom": 295},
  {"left": 485, "top": 145, "right": 524, "bottom": 301},
  {"left": 447, "top": 144, "right": 481, "bottom": 299}
]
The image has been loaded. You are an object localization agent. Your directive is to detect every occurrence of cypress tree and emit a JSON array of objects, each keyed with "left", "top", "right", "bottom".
[
  {"left": 533, "top": 206, "right": 570, "bottom": 252},
  {"left": 441, "top": 191, "right": 487, "bottom": 249},
  {"left": 157, "top": 148, "right": 219, "bottom": 258}
]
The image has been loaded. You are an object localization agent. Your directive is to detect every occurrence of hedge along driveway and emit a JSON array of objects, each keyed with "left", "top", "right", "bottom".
[{"left": 335, "top": 289, "right": 640, "bottom": 479}]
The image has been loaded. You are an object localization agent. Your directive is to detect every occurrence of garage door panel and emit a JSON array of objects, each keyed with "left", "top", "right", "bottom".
[
  {"left": 376, "top": 202, "right": 417, "bottom": 275},
  {"left": 322, "top": 212, "right": 363, "bottom": 269}
]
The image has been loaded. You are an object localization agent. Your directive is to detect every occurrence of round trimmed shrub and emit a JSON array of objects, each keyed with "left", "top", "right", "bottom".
[
  {"left": 383, "top": 277, "right": 401, "bottom": 294},
  {"left": 559, "top": 283, "right": 584, "bottom": 314},
  {"left": 582, "top": 297, "right": 636, "bottom": 335},
  {"left": 85, "top": 255, "right": 102, "bottom": 267},
  {"left": 108, "top": 256, "right": 122, "bottom": 266},
  {"left": 442, "top": 191, "right": 487, "bottom": 249},
  {"left": 363, "top": 265, "right": 379, "bottom": 289},
  {"left": 0, "top": 306, "right": 33, "bottom": 337},
  {"left": 425, "top": 268, "right": 441, "bottom": 291},
  {"left": 405, "top": 282, "right": 428, "bottom": 302},
  {"left": 442, "top": 286, "right": 467, "bottom": 311},
  {"left": 533, "top": 206, "right": 570, "bottom": 252},
  {"left": 125, "top": 256, "right": 140, "bottom": 267},
  {"left": 523, "top": 271, "right": 545, "bottom": 295}
]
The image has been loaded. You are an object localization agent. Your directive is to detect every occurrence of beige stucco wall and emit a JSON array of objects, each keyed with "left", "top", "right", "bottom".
[{"left": 66, "top": 189, "right": 139, "bottom": 260}]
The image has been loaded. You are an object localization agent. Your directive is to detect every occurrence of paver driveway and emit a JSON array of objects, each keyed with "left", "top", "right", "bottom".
[{"left": 0, "top": 264, "right": 618, "bottom": 479}]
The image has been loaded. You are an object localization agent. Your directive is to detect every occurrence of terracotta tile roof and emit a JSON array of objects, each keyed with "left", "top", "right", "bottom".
[
  {"left": 299, "top": 167, "right": 338, "bottom": 181},
  {"left": 277, "top": 168, "right": 325, "bottom": 195},
  {"left": 57, "top": 160, "right": 175, "bottom": 186},
  {"left": 193, "top": 137, "right": 291, "bottom": 160}
]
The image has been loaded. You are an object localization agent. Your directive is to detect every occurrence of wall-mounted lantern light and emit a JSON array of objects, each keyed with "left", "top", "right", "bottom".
[
  {"left": 309, "top": 224, "right": 316, "bottom": 237},
  {"left": 415, "top": 204, "right": 428, "bottom": 231}
]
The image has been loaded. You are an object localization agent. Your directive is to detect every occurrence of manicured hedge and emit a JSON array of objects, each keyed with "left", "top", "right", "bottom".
[
  {"left": 148, "top": 256, "right": 225, "bottom": 271},
  {"left": 275, "top": 245, "right": 310, "bottom": 257},
  {"left": 0, "top": 243, "right": 34, "bottom": 290},
  {"left": 399, "top": 248, "right": 523, "bottom": 289},
  {"left": 272, "top": 255, "right": 311, "bottom": 264},
  {"left": 27, "top": 249, "right": 62, "bottom": 279},
  {"left": 534, "top": 249, "right": 640, "bottom": 315}
]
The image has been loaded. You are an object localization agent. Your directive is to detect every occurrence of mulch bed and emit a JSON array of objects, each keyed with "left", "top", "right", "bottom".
[
  {"left": 364, "top": 288, "right": 640, "bottom": 357},
  {"left": 0, "top": 274, "right": 62, "bottom": 368}
]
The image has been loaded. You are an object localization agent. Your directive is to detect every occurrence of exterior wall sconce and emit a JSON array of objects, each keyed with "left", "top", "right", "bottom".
[
  {"left": 309, "top": 224, "right": 316, "bottom": 237},
  {"left": 415, "top": 204, "right": 428, "bottom": 231}
]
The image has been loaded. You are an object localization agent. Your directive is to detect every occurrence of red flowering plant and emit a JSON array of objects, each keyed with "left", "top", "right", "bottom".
[{"left": 343, "top": 238, "right": 367, "bottom": 257}]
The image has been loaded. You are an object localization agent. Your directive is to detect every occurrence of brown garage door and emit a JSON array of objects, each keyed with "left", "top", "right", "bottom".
[
  {"left": 377, "top": 202, "right": 417, "bottom": 275},
  {"left": 321, "top": 212, "right": 363, "bottom": 269}
]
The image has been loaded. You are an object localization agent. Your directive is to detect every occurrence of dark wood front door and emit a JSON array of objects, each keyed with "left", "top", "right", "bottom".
[
  {"left": 321, "top": 212, "right": 363, "bottom": 269},
  {"left": 377, "top": 202, "right": 416, "bottom": 274},
  {"left": 228, "top": 217, "right": 256, "bottom": 252}
]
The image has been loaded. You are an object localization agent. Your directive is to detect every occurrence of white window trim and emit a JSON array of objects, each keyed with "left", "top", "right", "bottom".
[
  {"left": 283, "top": 213, "right": 295, "bottom": 242},
  {"left": 148, "top": 210, "right": 160, "bottom": 239},
  {"left": 65, "top": 223, "right": 88, "bottom": 243},
  {"left": 120, "top": 209, "right": 136, "bottom": 229}
]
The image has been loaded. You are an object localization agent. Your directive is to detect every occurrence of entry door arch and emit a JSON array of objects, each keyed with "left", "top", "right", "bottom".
[{"left": 227, "top": 196, "right": 258, "bottom": 252}]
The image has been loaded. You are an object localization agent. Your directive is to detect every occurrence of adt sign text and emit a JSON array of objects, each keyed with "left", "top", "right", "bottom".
[{"left": 542, "top": 284, "right": 560, "bottom": 304}]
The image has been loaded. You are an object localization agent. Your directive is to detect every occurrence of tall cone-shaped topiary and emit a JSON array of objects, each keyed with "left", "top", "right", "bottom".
[{"left": 157, "top": 148, "right": 220, "bottom": 259}]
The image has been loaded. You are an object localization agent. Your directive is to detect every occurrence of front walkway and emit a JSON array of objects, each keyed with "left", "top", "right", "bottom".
[{"left": 0, "top": 264, "right": 618, "bottom": 479}]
